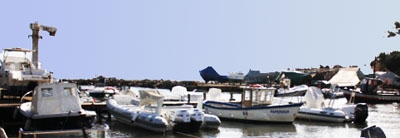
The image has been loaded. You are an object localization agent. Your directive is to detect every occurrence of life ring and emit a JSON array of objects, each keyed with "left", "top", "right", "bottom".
[
  {"left": 249, "top": 84, "right": 262, "bottom": 88},
  {"left": 105, "top": 87, "right": 114, "bottom": 90}
]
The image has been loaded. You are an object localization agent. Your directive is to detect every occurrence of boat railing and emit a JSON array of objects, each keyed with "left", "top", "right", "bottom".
[
  {"left": 275, "top": 96, "right": 303, "bottom": 105},
  {"left": 0, "top": 127, "right": 7, "bottom": 138},
  {"left": 18, "top": 124, "right": 110, "bottom": 138},
  {"left": 349, "top": 91, "right": 356, "bottom": 104}
]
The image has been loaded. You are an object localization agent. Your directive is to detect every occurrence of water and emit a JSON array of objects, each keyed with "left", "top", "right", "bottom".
[
  {"left": 107, "top": 97, "right": 400, "bottom": 138},
  {"left": 4, "top": 94, "right": 399, "bottom": 138}
]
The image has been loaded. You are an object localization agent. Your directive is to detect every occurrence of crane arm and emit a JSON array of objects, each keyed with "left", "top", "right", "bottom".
[
  {"left": 29, "top": 22, "right": 57, "bottom": 69},
  {"left": 30, "top": 22, "right": 57, "bottom": 36},
  {"left": 40, "top": 25, "right": 57, "bottom": 36}
]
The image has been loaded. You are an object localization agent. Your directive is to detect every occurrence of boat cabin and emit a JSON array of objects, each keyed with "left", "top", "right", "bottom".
[
  {"left": 20, "top": 82, "right": 97, "bottom": 131},
  {"left": 360, "top": 78, "right": 383, "bottom": 95},
  {"left": 240, "top": 85, "right": 275, "bottom": 107},
  {"left": 32, "top": 83, "right": 82, "bottom": 116}
]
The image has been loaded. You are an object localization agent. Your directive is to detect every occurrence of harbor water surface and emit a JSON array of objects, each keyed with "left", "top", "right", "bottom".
[{"left": 106, "top": 93, "right": 400, "bottom": 138}]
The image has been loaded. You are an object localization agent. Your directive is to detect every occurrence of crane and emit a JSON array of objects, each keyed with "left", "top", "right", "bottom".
[{"left": 29, "top": 22, "right": 57, "bottom": 69}]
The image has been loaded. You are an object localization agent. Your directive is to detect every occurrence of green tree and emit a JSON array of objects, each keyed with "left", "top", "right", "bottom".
[
  {"left": 372, "top": 51, "right": 400, "bottom": 75},
  {"left": 387, "top": 21, "right": 400, "bottom": 38},
  {"left": 379, "top": 21, "right": 400, "bottom": 75}
]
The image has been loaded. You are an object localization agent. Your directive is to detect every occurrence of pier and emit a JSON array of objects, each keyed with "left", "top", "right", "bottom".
[
  {"left": 195, "top": 83, "right": 243, "bottom": 92},
  {"left": 81, "top": 102, "right": 112, "bottom": 122}
]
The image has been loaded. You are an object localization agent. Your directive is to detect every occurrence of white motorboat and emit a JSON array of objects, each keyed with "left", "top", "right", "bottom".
[
  {"left": 18, "top": 82, "right": 98, "bottom": 131},
  {"left": 88, "top": 86, "right": 119, "bottom": 102},
  {"left": 0, "top": 48, "right": 53, "bottom": 98},
  {"left": 163, "top": 86, "right": 221, "bottom": 130},
  {"left": 107, "top": 88, "right": 220, "bottom": 133},
  {"left": 203, "top": 84, "right": 303, "bottom": 123},
  {"left": 275, "top": 85, "right": 308, "bottom": 97},
  {"left": 106, "top": 92, "right": 168, "bottom": 133},
  {"left": 137, "top": 89, "right": 216, "bottom": 132},
  {"left": 297, "top": 87, "right": 368, "bottom": 123},
  {"left": 0, "top": 22, "right": 57, "bottom": 99}
]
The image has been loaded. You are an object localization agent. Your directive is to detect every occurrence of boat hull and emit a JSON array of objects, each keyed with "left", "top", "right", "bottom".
[
  {"left": 19, "top": 104, "right": 96, "bottom": 131},
  {"left": 203, "top": 100, "right": 302, "bottom": 123},
  {"left": 275, "top": 90, "right": 306, "bottom": 97},
  {"left": 108, "top": 109, "right": 168, "bottom": 133},
  {"left": 22, "top": 114, "right": 95, "bottom": 131},
  {"left": 134, "top": 115, "right": 169, "bottom": 133},
  {"left": 201, "top": 114, "right": 221, "bottom": 129},
  {"left": 106, "top": 99, "right": 168, "bottom": 133},
  {"left": 172, "top": 120, "right": 202, "bottom": 133},
  {"left": 297, "top": 108, "right": 347, "bottom": 123},
  {"left": 343, "top": 91, "right": 400, "bottom": 104},
  {"left": 275, "top": 85, "right": 308, "bottom": 97}
]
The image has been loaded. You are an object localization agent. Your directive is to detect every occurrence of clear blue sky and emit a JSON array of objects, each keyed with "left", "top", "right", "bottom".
[{"left": 1, "top": 1, "right": 400, "bottom": 81}]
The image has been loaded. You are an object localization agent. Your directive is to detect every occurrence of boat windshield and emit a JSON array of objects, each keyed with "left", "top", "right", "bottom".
[
  {"left": 64, "top": 87, "right": 79, "bottom": 96},
  {"left": 254, "top": 89, "right": 274, "bottom": 105},
  {"left": 244, "top": 90, "right": 251, "bottom": 101},
  {"left": 2, "top": 50, "right": 32, "bottom": 63},
  {"left": 242, "top": 87, "right": 275, "bottom": 107}
]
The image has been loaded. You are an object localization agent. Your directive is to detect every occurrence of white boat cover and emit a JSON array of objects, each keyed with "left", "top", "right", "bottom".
[
  {"left": 112, "top": 94, "right": 140, "bottom": 105},
  {"left": 138, "top": 89, "right": 164, "bottom": 114},
  {"left": 120, "top": 89, "right": 138, "bottom": 98},
  {"left": 207, "top": 88, "right": 223, "bottom": 101},
  {"left": 169, "top": 86, "right": 188, "bottom": 100},
  {"left": 303, "top": 87, "right": 325, "bottom": 109},
  {"left": 31, "top": 83, "right": 82, "bottom": 115},
  {"left": 227, "top": 72, "right": 245, "bottom": 80},
  {"left": 139, "top": 89, "right": 164, "bottom": 105}
]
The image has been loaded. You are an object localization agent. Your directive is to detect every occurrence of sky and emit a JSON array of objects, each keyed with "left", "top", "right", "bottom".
[{"left": 1, "top": 1, "right": 400, "bottom": 81}]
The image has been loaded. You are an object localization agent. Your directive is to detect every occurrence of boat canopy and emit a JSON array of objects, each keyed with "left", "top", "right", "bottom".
[
  {"left": 275, "top": 71, "right": 312, "bottom": 86},
  {"left": 328, "top": 67, "right": 364, "bottom": 88},
  {"left": 31, "top": 83, "right": 81, "bottom": 115},
  {"left": 227, "top": 72, "right": 245, "bottom": 81},
  {"left": 244, "top": 70, "right": 280, "bottom": 84},
  {"left": 240, "top": 85, "right": 276, "bottom": 107},
  {"left": 1, "top": 48, "right": 32, "bottom": 60}
]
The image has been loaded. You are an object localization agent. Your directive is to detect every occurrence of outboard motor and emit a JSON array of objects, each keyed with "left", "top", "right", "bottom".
[
  {"left": 360, "top": 125, "right": 386, "bottom": 138},
  {"left": 190, "top": 109, "right": 204, "bottom": 122},
  {"left": 354, "top": 103, "right": 368, "bottom": 123}
]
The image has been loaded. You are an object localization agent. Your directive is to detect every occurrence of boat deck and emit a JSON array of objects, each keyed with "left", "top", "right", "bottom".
[
  {"left": 163, "top": 101, "right": 199, "bottom": 107},
  {"left": 377, "top": 90, "right": 400, "bottom": 95},
  {"left": 0, "top": 98, "right": 22, "bottom": 113}
]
